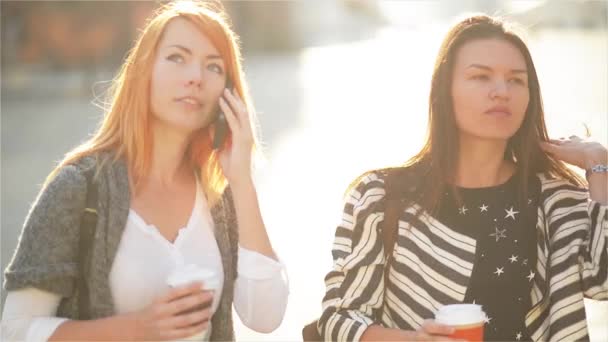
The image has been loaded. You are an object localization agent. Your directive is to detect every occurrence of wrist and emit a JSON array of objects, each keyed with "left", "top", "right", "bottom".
[
  {"left": 584, "top": 150, "right": 608, "bottom": 170},
  {"left": 586, "top": 165, "right": 608, "bottom": 180},
  {"left": 119, "top": 312, "right": 143, "bottom": 341},
  {"left": 584, "top": 150, "right": 608, "bottom": 178}
]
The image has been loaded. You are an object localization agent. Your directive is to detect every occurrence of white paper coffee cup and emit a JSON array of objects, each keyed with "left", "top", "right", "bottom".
[{"left": 166, "top": 264, "right": 221, "bottom": 341}]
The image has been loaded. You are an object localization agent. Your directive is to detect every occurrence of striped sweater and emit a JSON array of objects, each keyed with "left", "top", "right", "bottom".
[{"left": 319, "top": 171, "right": 607, "bottom": 342}]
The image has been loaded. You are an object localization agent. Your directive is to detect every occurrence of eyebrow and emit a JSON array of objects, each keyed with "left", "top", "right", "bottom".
[
  {"left": 166, "top": 44, "right": 222, "bottom": 60},
  {"left": 467, "top": 63, "right": 527, "bottom": 74}
]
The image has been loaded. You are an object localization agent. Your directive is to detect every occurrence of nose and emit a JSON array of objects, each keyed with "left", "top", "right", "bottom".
[
  {"left": 490, "top": 78, "right": 509, "bottom": 100},
  {"left": 186, "top": 65, "right": 204, "bottom": 88}
]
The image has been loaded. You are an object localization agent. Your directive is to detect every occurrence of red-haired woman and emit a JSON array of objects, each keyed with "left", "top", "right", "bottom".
[{"left": 2, "top": 2, "right": 288, "bottom": 341}]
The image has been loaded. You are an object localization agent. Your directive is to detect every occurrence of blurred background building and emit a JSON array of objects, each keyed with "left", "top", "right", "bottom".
[{"left": 2, "top": 0, "right": 607, "bottom": 340}]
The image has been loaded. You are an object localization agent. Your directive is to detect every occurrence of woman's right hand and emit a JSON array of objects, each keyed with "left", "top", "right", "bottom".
[
  {"left": 128, "top": 282, "right": 214, "bottom": 341},
  {"left": 362, "top": 321, "right": 463, "bottom": 341},
  {"left": 403, "top": 320, "right": 462, "bottom": 341}
]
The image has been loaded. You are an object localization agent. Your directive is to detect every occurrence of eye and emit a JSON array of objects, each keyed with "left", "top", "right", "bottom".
[
  {"left": 167, "top": 53, "right": 185, "bottom": 63},
  {"left": 472, "top": 74, "right": 489, "bottom": 81},
  {"left": 208, "top": 63, "right": 224, "bottom": 74},
  {"left": 509, "top": 77, "right": 526, "bottom": 85}
]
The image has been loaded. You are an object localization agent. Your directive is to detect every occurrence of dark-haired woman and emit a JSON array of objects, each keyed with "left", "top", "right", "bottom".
[{"left": 318, "top": 15, "right": 607, "bottom": 342}]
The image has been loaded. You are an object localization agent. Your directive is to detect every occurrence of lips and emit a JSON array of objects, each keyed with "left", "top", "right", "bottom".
[
  {"left": 485, "top": 105, "right": 511, "bottom": 116},
  {"left": 175, "top": 96, "right": 203, "bottom": 107}
]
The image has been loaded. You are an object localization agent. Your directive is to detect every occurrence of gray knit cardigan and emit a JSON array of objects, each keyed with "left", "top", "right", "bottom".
[{"left": 4, "top": 153, "right": 238, "bottom": 341}]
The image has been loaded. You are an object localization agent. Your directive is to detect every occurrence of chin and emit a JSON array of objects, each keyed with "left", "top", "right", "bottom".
[
  {"left": 466, "top": 128, "right": 518, "bottom": 142},
  {"left": 478, "top": 132, "right": 517, "bottom": 141},
  {"left": 160, "top": 119, "right": 207, "bottom": 136}
]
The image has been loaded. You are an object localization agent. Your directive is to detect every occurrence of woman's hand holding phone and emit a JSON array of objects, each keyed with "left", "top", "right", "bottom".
[
  {"left": 216, "top": 86, "right": 254, "bottom": 186},
  {"left": 212, "top": 80, "right": 232, "bottom": 150},
  {"left": 212, "top": 112, "right": 227, "bottom": 150}
]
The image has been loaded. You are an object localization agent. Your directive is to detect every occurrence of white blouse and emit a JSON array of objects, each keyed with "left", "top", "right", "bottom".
[{"left": 1, "top": 184, "right": 289, "bottom": 341}]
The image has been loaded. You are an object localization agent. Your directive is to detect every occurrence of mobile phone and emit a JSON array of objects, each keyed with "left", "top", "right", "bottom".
[{"left": 213, "top": 80, "right": 233, "bottom": 150}]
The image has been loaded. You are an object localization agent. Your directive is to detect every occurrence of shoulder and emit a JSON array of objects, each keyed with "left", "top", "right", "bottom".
[
  {"left": 54, "top": 150, "right": 121, "bottom": 182},
  {"left": 41, "top": 152, "right": 117, "bottom": 206},
  {"left": 346, "top": 165, "right": 420, "bottom": 200},
  {"left": 45, "top": 163, "right": 88, "bottom": 199},
  {"left": 536, "top": 172, "right": 588, "bottom": 199},
  {"left": 351, "top": 169, "right": 387, "bottom": 190},
  {"left": 536, "top": 173, "right": 589, "bottom": 216},
  {"left": 346, "top": 169, "right": 388, "bottom": 203}
]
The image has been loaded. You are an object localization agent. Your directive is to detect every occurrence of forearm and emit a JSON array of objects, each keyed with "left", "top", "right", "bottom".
[
  {"left": 230, "top": 177, "right": 276, "bottom": 260},
  {"left": 585, "top": 152, "right": 608, "bottom": 204},
  {"left": 360, "top": 325, "right": 413, "bottom": 341},
  {"left": 49, "top": 313, "right": 138, "bottom": 341},
  {"left": 0, "top": 288, "right": 130, "bottom": 342},
  {"left": 588, "top": 173, "right": 608, "bottom": 204}
]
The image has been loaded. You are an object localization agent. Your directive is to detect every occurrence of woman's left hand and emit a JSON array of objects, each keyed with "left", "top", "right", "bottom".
[
  {"left": 217, "top": 88, "right": 254, "bottom": 186},
  {"left": 540, "top": 135, "right": 608, "bottom": 170}
]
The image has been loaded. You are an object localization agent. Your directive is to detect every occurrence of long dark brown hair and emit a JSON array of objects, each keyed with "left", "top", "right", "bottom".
[{"left": 351, "top": 14, "right": 584, "bottom": 214}]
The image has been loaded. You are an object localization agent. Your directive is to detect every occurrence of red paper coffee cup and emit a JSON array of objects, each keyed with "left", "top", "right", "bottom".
[{"left": 435, "top": 304, "right": 486, "bottom": 341}]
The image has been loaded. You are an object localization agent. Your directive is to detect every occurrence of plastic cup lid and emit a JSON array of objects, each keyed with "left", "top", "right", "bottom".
[
  {"left": 166, "top": 264, "right": 220, "bottom": 291},
  {"left": 435, "top": 304, "right": 487, "bottom": 326}
]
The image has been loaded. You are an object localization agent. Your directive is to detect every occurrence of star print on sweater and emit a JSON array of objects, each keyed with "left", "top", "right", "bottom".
[
  {"left": 438, "top": 172, "right": 539, "bottom": 341},
  {"left": 526, "top": 270, "right": 535, "bottom": 282},
  {"left": 489, "top": 227, "right": 507, "bottom": 242},
  {"left": 505, "top": 207, "right": 519, "bottom": 220}
]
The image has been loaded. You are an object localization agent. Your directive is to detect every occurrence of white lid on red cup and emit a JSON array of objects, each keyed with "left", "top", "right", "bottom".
[{"left": 435, "top": 304, "right": 487, "bottom": 326}]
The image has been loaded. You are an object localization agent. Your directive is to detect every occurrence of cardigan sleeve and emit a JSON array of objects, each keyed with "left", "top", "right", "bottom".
[
  {"left": 543, "top": 178, "right": 608, "bottom": 300},
  {"left": 318, "top": 171, "right": 388, "bottom": 342},
  {"left": 581, "top": 199, "right": 608, "bottom": 299},
  {"left": 233, "top": 246, "right": 288, "bottom": 333},
  {"left": 3, "top": 164, "right": 88, "bottom": 297},
  {"left": 1, "top": 287, "right": 67, "bottom": 341}
]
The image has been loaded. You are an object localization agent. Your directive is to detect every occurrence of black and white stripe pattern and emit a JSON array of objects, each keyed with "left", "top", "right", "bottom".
[{"left": 319, "top": 172, "right": 607, "bottom": 342}]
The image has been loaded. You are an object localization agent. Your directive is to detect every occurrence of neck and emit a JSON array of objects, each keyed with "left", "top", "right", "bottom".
[
  {"left": 146, "top": 121, "right": 194, "bottom": 188},
  {"left": 454, "top": 134, "right": 515, "bottom": 188}
]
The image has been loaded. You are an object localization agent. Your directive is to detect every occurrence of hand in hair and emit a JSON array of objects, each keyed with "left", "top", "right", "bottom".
[{"left": 541, "top": 135, "right": 607, "bottom": 170}]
